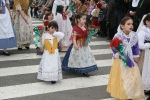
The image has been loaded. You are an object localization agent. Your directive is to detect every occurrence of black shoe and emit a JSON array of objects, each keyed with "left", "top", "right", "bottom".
[
  {"left": 25, "top": 47, "right": 30, "bottom": 49},
  {"left": 18, "top": 48, "right": 22, "bottom": 50},
  {"left": 51, "top": 81, "right": 56, "bottom": 84},
  {"left": 83, "top": 73, "right": 90, "bottom": 77},
  {"left": 3, "top": 51, "right": 10, "bottom": 56},
  {"left": 144, "top": 90, "right": 150, "bottom": 95}
]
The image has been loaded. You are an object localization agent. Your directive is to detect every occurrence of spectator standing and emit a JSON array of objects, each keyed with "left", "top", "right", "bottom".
[
  {"left": 114, "top": 0, "right": 128, "bottom": 33},
  {"left": 106, "top": 0, "right": 114, "bottom": 40},
  {"left": 136, "top": 0, "right": 150, "bottom": 21},
  {"left": 86, "top": 0, "right": 97, "bottom": 26},
  {"left": 128, "top": 0, "right": 140, "bottom": 31}
]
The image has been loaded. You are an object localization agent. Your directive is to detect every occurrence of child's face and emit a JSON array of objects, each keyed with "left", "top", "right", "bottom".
[
  {"left": 146, "top": 20, "right": 150, "bottom": 28},
  {"left": 78, "top": 15, "right": 86, "bottom": 25},
  {"left": 121, "top": 19, "right": 133, "bottom": 33},
  {"left": 90, "top": 0, "right": 95, "bottom": 5},
  {"left": 48, "top": 14, "right": 53, "bottom": 21},
  {"left": 49, "top": 27, "right": 56, "bottom": 34}
]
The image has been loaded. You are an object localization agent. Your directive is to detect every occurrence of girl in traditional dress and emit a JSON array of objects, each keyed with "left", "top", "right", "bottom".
[
  {"left": 13, "top": 0, "right": 33, "bottom": 50},
  {"left": 0, "top": 0, "right": 17, "bottom": 56},
  {"left": 62, "top": 13, "right": 98, "bottom": 76},
  {"left": 37, "top": 21, "right": 64, "bottom": 84},
  {"left": 138, "top": 14, "right": 150, "bottom": 95},
  {"left": 52, "top": 0, "right": 72, "bottom": 51},
  {"left": 107, "top": 17, "right": 145, "bottom": 99}
]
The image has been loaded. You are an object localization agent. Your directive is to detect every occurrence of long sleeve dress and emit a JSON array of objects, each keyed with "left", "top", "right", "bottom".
[
  {"left": 37, "top": 32, "right": 64, "bottom": 81},
  {"left": 62, "top": 24, "right": 98, "bottom": 74},
  {"left": 13, "top": 0, "right": 33, "bottom": 48},
  {"left": 107, "top": 29, "right": 144, "bottom": 99},
  {"left": 138, "top": 26, "right": 150, "bottom": 91},
  {"left": 52, "top": 0, "right": 72, "bottom": 51},
  {"left": 0, "top": 0, "right": 16, "bottom": 49}
]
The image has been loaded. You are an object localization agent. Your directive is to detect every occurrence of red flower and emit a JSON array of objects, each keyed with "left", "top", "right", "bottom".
[
  {"left": 110, "top": 42, "right": 113, "bottom": 47},
  {"left": 110, "top": 38, "right": 122, "bottom": 49},
  {"left": 38, "top": 26, "right": 44, "bottom": 30},
  {"left": 113, "top": 41, "right": 119, "bottom": 47},
  {"left": 44, "top": 20, "right": 49, "bottom": 26}
]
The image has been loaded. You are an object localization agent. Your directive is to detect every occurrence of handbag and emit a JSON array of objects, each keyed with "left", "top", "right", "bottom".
[{"left": 0, "top": 0, "right": 5, "bottom": 14}]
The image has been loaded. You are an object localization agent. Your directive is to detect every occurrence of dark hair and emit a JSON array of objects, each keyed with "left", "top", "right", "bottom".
[
  {"left": 79, "top": 0, "right": 86, "bottom": 4},
  {"left": 75, "top": 13, "right": 86, "bottom": 23},
  {"left": 48, "top": 21, "right": 58, "bottom": 31},
  {"left": 44, "top": 12, "right": 53, "bottom": 20},
  {"left": 93, "top": 0, "right": 98, "bottom": 3},
  {"left": 120, "top": 17, "right": 132, "bottom": 25},
  {"left": 143, "top": 14, "right": 150, "bottom": 25}
]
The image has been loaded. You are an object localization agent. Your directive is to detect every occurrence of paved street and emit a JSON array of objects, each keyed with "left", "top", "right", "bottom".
[{"left": 0, "top": 18, "right": 148, "bottom": 100}]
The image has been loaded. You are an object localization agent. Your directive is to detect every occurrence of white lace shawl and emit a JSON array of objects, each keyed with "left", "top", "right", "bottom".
[{"left": 114, "top": 26, "right": 139, "bottom": 62}]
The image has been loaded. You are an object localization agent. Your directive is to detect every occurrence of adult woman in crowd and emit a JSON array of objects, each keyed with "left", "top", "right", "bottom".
[
  {"left": 52, "top": 0, "right": 72, "bottom": 51},
  {"left": 0, "top": 0, "right": 17, "bottom": 56},
  {"left": 13, "top": 0, "right": 33, "bottom": 50}
]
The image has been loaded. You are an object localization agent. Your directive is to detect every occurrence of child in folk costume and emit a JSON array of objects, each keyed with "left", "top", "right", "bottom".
[
  {"left": 137, "top": 14, "right": 150, "bottom": 95},
  {"left": 62, "top": 13, "right": 98, "bottom": 76},
  {"left": 37, "top": 21, "right": 64, "bottom": 84},
  {"left": 107, "top": 17, "right": 144, "bottom": 99},
  {"left": 52, "top": 0, "right": 72, "bottom": 51}
]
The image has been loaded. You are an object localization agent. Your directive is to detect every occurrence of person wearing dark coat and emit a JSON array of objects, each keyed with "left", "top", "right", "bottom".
[
  {"left": 136, "top": 0, "right": 150, "bottom": 21},
  {"left": 114, "top": 0, "right": 128, "bottom": 33},
  {"left": 128, "top": 0, "right": 140, "bottom": 31},
  {"left": 106, "top": 0, "right": 114, "bottom": 40}
]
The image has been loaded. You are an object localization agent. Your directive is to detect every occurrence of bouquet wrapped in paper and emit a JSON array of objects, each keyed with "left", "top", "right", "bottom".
[
  {"left": 85, "top": 25, "right": 98, "bottom": 44},
  {"left": 33, "top": 20, "right": 49, "bottom": 54},
  {"left": 110, "top": 38, "right": 129, "bottom": 67}
]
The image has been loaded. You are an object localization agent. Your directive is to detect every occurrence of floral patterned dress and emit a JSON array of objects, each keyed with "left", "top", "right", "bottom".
[
  {"left": 62, "top": 24, "right": 98, "bottom": 74},
  {"left": 13, "top": 0, "right": 33, "bottom": 48}
]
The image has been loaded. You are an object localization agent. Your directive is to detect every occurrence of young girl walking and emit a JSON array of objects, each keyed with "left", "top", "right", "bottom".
[
  {"left": 37, "top": 21, "right": 64, "bottom": 84},
  {"left": 107, "top": 17, "right": 145, "bottom": 99},
  {"left": 62, "top": 13, "right": 98, "bottom": 76},
  {"left": 138, "top": 14, "right": 150, "bottom": 95}
]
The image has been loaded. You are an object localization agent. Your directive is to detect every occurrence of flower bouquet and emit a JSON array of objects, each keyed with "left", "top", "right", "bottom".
[
  {"left": 110, "top": 38, "right": 128, "bottom": 67},
  {"left": 85, "top": 25, "right": 98, "bottom": 44}
]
